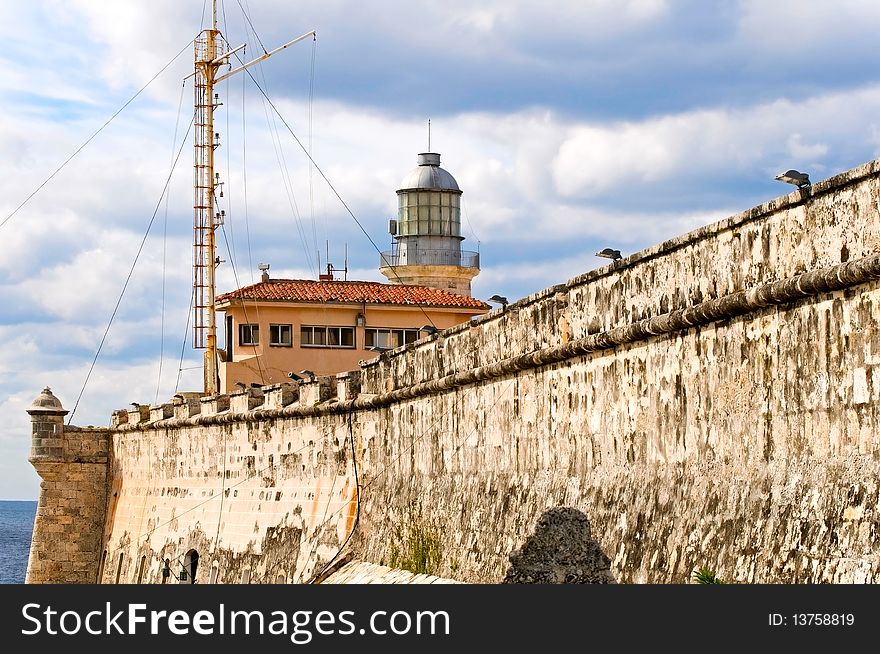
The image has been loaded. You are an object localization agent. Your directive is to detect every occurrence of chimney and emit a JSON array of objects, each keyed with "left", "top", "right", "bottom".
[{"left": 258, "top": 262, "right": 270, "bottom": 282}]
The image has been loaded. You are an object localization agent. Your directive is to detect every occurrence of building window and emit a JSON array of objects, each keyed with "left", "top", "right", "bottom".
[
  {"left": 239, "top": 323, "right": 259, "bottom": 346},
  {"left": 269, "top": 324, "right": 292, "bottom": 347},
  {"left": 364, "top": 328, "right": 421, "bottom": 349},
  {"left": 300, "top": 325, "right": 355, "bottom": 348}
]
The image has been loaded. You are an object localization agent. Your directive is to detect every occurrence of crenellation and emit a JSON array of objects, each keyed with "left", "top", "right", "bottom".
[
  {"left": 126, "top": 406, "right": 147, "bottom": 425},
  {"left": 263, "top": 383, "right": 297, "bottom": 409},
  {"left": 336, "top": 371, "right": 361, "bottom": 401},
  {"left": 110, "top": 410, "right": 128, "bottom": 428},
  {"left": 299, "top": 376, "right": 335, "bottom": 405},
  {"left": 201, "top": 394, "right": 230, "bottom": 415},
  {"left": 230, "top": 387, "right": 265, "bottom": 412},
  {"left": 150, "top": 403, "right": 174, "bottom": 421},
  {"left": 172, "top": 393, "right": 202, "bottom": 419}
]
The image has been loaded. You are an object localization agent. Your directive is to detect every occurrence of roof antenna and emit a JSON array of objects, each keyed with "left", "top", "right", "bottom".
[{"left": 428, "top": 118, "right": 431, "bottom": 151}]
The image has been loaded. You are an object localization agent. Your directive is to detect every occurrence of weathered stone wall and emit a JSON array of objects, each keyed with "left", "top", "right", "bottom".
[
  {"left": 29, "top": 160, "right": 880, "bottom": 584},
  {"left": 92, "top": 388, "right": 358, "bottom": 585}
]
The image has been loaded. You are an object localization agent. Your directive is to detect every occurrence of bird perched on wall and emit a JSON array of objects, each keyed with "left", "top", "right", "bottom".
[
  {"left": 488, "top": 294, "right": 509, "bottom": 310},
  {"left": 421, "top": 325, "right": 439, "bottom": 336},
  {"left": 596, "top": 248, "right": 622, "bottom": 261},
  {"left": 299, "top": 370, "right": 316, "bottom": 380},
  {"left": 234, "top": 381, "right": 247, "bottom": 391},
  {"left": 775, "top": 169, "right": 811, "bottom": 189}
]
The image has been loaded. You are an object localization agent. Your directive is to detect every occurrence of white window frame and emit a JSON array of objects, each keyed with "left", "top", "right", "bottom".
[
  {"left": 364, "top": 327, "right": 421, "bottom": 349},
  {"left": 300, "top": 325, "right": 356, "bottom": 349}
]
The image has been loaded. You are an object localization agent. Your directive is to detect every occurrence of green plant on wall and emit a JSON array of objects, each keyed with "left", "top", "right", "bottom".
[
  {"left": 388, "top": 502, "right": 442, "bottom": 576},
  {"left": 693, "top": 566, "right": 726, "bottom": 584}
]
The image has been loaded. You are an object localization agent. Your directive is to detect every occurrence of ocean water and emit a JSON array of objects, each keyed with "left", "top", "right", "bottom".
[{"left": 0, "top": 500, "right": 37, "bottom": 584}]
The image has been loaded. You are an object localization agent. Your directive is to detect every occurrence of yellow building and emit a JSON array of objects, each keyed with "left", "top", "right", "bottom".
[
  {"left": 216, "top": 277, "right": 487, "bottom": 390},
  {"left": 215, "top": 150, "right": 488, "bottom": 391}
]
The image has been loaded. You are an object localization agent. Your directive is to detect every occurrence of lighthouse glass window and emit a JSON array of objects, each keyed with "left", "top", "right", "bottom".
[{"left": 399, "top": 191, "right": 459, "bottom": 236}]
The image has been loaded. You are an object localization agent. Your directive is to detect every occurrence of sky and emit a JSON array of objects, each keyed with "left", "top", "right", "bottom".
[{"left": 2, "top": 0, "right": 880, "bottom": 500}]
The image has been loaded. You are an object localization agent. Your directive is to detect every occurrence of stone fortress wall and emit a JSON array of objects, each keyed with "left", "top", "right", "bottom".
[{"left": 28, "top": 159, "right": 880, "bottom": 584}]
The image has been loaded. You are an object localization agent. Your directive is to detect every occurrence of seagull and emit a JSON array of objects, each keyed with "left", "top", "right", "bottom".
[
  {"left": 234, "top": 381, "right": 247, "bottom": 391},
  {"left": 596, "top": 248, "right": 622, "bottom": 261},
  {"left": 775, "top": 169, "right": 811, "bottom": 189},
  {"left": 488, "top": 294, "right": 509, "bottom": 310},
  {"left": 299, "top": 370, "right": 316, "bottom": 379},
  {"left": 421, "top": 325, "right": 439, "bottom": 336}
]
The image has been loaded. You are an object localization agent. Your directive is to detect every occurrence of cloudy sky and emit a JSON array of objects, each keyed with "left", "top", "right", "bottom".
[{"left": 2, "top": 0, "right": 880, "bottom": 499}]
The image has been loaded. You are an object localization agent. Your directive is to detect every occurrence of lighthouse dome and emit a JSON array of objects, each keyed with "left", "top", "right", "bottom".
[{"left": 398, "top": 153, "right": 460, "bottom": 191}]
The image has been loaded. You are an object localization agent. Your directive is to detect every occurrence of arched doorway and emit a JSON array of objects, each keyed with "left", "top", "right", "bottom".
[{"left": 180, "top": 549, "right": 199, "bottom": 584}]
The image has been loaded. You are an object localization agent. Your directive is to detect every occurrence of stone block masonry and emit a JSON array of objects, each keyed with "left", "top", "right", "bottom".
[{"left": 27, "top": 160, "right": 880, "bottom": 584}]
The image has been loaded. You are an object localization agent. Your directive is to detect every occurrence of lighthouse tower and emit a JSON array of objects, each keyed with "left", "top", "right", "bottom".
[{"left": 379, "top": 152, "right": 480, "bottom": 296}]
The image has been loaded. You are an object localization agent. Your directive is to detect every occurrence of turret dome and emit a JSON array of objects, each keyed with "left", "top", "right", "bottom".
[{"left": 27, "top": 387, "right": 68, "bottom": 416}]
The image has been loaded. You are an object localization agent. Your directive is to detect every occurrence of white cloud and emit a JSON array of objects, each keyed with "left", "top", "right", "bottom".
[
  {"left": 552, "top": 86, "right": 880, "bottom": 198},
  {"left": 786, "top": 133, "right": 828, "bottom": 162},
  {"left": 736, "top": 0, "right": 880, "bottom": 54},
  {"left": 15, "top": 231, "right": 190, "bottom": 321}
]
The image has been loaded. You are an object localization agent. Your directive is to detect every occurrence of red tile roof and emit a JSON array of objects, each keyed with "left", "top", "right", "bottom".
[{"left": 217, "top": 279, "right": 490, "bottom": 310}]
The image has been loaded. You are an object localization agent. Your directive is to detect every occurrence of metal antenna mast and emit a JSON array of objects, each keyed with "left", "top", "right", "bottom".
[{"left": 191, "top": 1, "right": 314, "bottom": 394}]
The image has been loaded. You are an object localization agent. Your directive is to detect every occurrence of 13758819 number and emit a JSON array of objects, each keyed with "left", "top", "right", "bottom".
[{"left": 791, "top": 613, "right": 854, "bottom": 626}]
